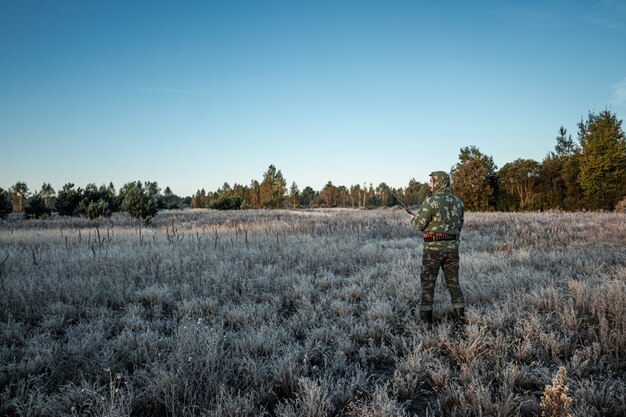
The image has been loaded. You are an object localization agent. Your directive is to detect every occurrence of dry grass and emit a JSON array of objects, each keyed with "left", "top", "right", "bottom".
[
  {"left": 1, "top": 209, "right": 625, "bottom": 416},
  {"left": 540, "top": 367, "right": 572, "bottom": 417}
]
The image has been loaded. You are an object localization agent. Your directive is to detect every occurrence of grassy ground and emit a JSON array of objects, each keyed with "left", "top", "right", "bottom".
[{"left": 1, "top": 209, "right": 624, "bottom": 416}]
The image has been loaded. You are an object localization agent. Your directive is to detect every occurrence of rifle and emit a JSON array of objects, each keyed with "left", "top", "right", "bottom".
[{"left": 382, "top": 184, "right": 414, "bottom": 216}]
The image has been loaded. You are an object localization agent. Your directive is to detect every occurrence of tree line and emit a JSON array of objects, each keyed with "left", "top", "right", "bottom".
[
  {"left": 451, "top": 110, "right": 625, "bottom": 212},
  {"left": 1, "top": 109, "right": 625, "bottom": 221},
  {"left": 0, "top": 181, "right": 188, "bottom": 223},
  {"left": 189, "top": 164, "right": 433, "bottom": 211},
  {"left": 192, "top": 109, "right": 626, "bottom": 212}
]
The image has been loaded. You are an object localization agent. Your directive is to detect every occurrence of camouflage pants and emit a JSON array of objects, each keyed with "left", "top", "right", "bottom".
[{"left": 419, "top": 246, "right": 464, "bottom": 311}]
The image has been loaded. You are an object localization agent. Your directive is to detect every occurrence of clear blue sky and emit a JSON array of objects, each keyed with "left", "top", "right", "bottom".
[{"left": 2, "top": 0, "right": 625, "bottom": 196}]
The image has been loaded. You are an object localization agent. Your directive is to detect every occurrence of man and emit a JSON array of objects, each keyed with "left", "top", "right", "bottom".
[{"left": 410, "top": 171, "right": 465, "bottom": 328}]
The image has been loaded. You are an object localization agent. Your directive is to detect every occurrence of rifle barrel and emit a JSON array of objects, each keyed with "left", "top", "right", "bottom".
[{"left": 383, "top": 184, "right": 414, "bottom": 216}]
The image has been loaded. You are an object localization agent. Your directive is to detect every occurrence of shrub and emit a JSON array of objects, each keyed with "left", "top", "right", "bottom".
[
  {"left": 24, "top": 193, "right": 52, "bottom": 219},
  {"left": 84, "top": 199, "right": 112, "bottom": 220},
  {"left": 210, "top": 194, "right": 243, "bottom": 210},
  {"left": 120, "top": 181, "right": 160, "bottom": 222},
  {"left": 0, "top": 187, "right": 12, "bottom": 219},
  {"left": 77, "top": 183, "right": 119, "bottom": 218},
  {"left": 55, "top": 183, "right": 82, "bottom": 216},
  {"left": 615, "top": 196, "right": 626, "bottom": 213}
]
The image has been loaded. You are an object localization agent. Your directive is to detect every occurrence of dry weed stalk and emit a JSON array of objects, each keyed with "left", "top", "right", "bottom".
[{"left": 540, "top": 366, "right": 572, "bottom": 417}]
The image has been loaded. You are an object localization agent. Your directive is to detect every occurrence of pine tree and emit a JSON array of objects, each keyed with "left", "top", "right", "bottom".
[
  {"left": 260, "top": 165, "right": 286, "bottom": 208},
  {"left": 10, "top": 182, "right": 28, "bottom": 213},
  {"left": 561, "top": 156, "right": 583, "bottom": 211},
  {"left": 553, "top": 126, "right": 579, "bottom": 158},
  {"left": 56, "top": 183, "right": 82, "bottom": 216},
  {"left": 191, "top": 189, "right": 209, "bottom": 209},
  {"left": 349, "top": 184, "right": 362, "bottom": 208},
  {"left": 536, "top": 156, "right": 566, "bottom": 210},
  {"left": 536, "top": 127, "right": 581, "bottom": 210},
  {"left": 249, "top": 180, "right": 261, "bottom": 208},
  {"left": 232, "top": 184, "right": 249, "bottom": 209},
  {"left": 75, "top": 183, "right": 113, "bottom": 218},
  {"left": 577, "top": 110, "right": 626, "bottom": 210},
  {"left": 404, "top": 179, "right": 422, "bottom": 206},
  {"left": 337, "top": 185, "right": 350, "bottom": 207},
  {"left": 299, "top": 186, "right": 317, "bottom": 208},
  {"left": 119, "top": 181, "right": 160, "bottom": 222},
  {"left": 378, "top": 183, "right": 393, "bottom": 207},
  {"left": 40, "top": 183, "right": 55, "bottom": 208},
  {"left": 162, "top": 186, "right": 180, "bottom": 209},
  {"left": 24, "top": 193, "right": 51, "bottom": 219},
  {"left": 319, "top": 181, "right": 338, "bottom": 207},
  {"left": 289, "top": 182, "right": 300, "bottom": 208},
  {"left": 0, "top": 188, "right": 12, "bottom": 219}
]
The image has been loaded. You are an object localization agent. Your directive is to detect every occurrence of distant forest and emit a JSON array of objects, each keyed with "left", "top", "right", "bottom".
[{"left": 2, "top": 109, "right": 625, "bottom": 221}]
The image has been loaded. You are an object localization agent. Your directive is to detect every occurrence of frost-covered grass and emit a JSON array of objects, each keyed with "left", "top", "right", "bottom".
[{"left": 0, "top": 209, "right": 624, "bottom": 416}]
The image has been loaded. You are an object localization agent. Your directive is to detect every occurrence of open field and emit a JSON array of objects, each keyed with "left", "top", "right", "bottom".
[{"left": 1, "top": 209, "right": 625, "bottom": 417}]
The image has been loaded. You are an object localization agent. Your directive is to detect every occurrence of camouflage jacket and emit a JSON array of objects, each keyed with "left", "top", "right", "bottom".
[{"left": 412, "top": 171, "right": 464, "bottom": 249}]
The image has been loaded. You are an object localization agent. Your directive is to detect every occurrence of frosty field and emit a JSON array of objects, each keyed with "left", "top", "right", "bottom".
[{"left": 1, "top": 209, "right": 624, "bottom": 416}]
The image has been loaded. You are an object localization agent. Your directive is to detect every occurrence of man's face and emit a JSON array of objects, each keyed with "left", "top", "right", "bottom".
[{"left": 428, "top": 176, "right": 433, "bottom": 191}]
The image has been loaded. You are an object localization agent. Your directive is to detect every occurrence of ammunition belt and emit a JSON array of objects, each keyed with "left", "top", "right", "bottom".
[{"left": 424, "top": 233, "right": 458, "bottom": 242}]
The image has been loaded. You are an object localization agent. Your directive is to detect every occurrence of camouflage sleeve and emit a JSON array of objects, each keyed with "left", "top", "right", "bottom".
[{"left": 412, "top": 197, "right": 432, "bottom": 231}]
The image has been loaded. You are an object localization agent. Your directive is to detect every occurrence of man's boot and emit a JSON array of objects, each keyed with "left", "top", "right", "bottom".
[
  {"left": 452, "top": 307, "right": 465, "bottom": 322},
  {"left": 420, "top": 310, "right": 433, "bottom": 330},
  {"left": 452, "top": 307, "right": 465, "bottom": 336}
]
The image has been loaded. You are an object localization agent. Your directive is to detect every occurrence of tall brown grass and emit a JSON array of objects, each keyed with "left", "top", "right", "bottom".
[{"left": 1, "top": 209, "right": 624, "bottom": 416}]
